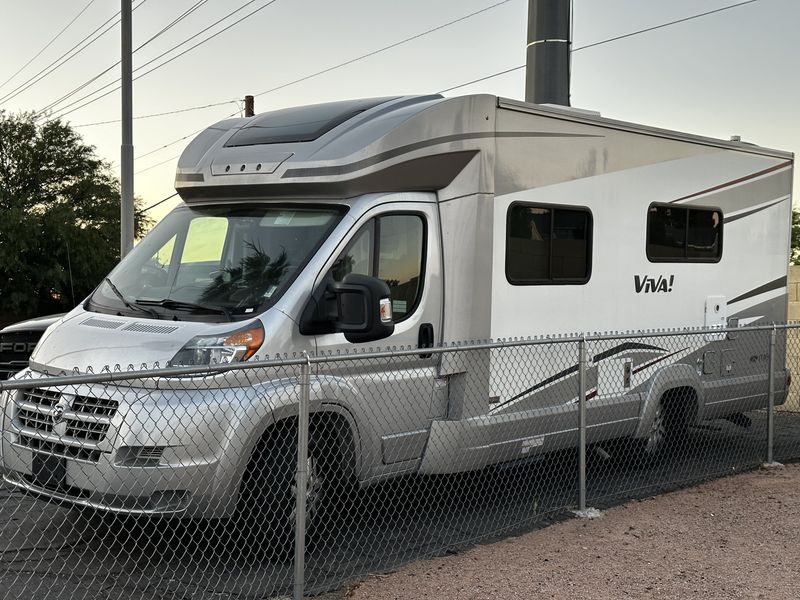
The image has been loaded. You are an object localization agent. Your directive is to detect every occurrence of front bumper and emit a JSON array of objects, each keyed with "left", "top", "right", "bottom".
[{"left": 0, "top": 381, "right": 269, "bottom": 518}]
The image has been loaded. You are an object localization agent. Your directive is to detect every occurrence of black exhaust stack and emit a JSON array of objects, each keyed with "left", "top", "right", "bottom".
[{"left": 525, "top": 0, "right": 571, "bottom": 106}]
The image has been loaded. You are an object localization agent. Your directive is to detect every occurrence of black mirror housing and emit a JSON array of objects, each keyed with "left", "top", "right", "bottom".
[
  {"left": 298, "top": 274, "right": 394, "bottom": 343},
  {"left": 331, "top": 274, "right": 394, "bottom": 343}
]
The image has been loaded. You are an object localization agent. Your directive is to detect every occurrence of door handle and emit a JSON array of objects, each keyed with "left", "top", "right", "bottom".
[{"left": 418, "top": 323, "right": 434, "bottom": 359}]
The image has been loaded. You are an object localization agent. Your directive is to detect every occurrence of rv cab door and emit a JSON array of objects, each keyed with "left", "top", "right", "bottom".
[{"left": 312, "top": 200, "right": 443, "bottom": 468}]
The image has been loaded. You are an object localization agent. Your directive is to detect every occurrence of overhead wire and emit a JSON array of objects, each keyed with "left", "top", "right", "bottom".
[
  {"left": 74, "top": 100, "right": 237, "bottom": 128},
  {"left": 72, "top": 0, "right": 515, "bottom": 129},
  {"left": 40, "top": 0, "right": 210, "bottom": 114},
  {"left": 102, "top": 0, "right": 516, "bottom": 163},
  {"left": 251, "top": 0, "right": 515, "bottom": 99},
  {"left": 52, "top": 0, "right": 281, "bottom": 121},
  {"left": 438, "top": 0, "right": 762, "bottom": 94},
  {"left": 0, "top": 0, "right": 98, "bottom": 94},
  {"left": 136, "top": 192, "right": 179, "bottom": 215},
  {"left": 0, "top": 0, "right": 148, "bottom": 105}
]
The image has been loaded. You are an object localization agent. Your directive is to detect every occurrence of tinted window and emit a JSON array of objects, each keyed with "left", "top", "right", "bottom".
[
  {"left": 647, "top": 204, "right": 721, "bottom": 261},
  {"left": 378, "top": 215, "right": 424, "bottom": 319},
  {"left": 506, "top": 204, "right": 591, "bottom": 284},
  {"left": 331, "top": 214, "right": 425, "bottom": 320}
]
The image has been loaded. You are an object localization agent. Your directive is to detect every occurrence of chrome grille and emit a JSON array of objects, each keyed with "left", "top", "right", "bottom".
[
  {"left": 17, "top": 408, "right": 54, "bottom": 433},
  {"left": 13, "top": 388, "right": 118, "bottom": 463},
  {"left": 72, "top": 395, "right": 119, "bottom": 417}
]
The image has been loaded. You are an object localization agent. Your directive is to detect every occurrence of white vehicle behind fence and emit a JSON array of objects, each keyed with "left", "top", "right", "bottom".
[{"left": 0, "top": 94, "right": 793, "bottom": 533}]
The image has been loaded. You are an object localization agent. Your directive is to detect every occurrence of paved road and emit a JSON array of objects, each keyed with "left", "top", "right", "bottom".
[{"left": 1, "top": 409, "right": 798, "bottom": 599}]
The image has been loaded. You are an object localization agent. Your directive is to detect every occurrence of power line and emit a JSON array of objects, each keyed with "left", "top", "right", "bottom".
[
  {"left": 252, "top": 0, "right": 515, "bottom": 98},
  {"left": 0, "top": 0, "right": 98, "bottom": 94},
  {"left": 41, "top": 0, "right": 211, "bottom": 115},
  {"left": 0, "top": 0, "right": 148, "bottom": 105},
  {"left": 53, "top": 0, "right": 280, "bottom": 121},
  {"left": 571, "top": 0, "right": 760, "bottom": 54},
  {"left": 134, "top": 111, "right": 239, "bottom": 162},
  {"left": 439, "top": 0, "right": 763, "bottom": 94},
  {"left": 135, "top": 154, "right": 181, "bottom": 175},
  {"left": 136, "top": 192, "right": 179, "bottom": 215},
  {"left": 438, "top": 64, "right": 524, "bottom": 94},
  {"left": 72, "top": 0, "right": 515, "bottom": 128},
  {"left": 108, "top": 0, "right": 515, "bottom": 162},
  {"left": 74, "top": 100, "right": 238, "bottom": 128}
]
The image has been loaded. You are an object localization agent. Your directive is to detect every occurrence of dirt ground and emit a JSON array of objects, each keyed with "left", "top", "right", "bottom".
[{"left": 342, "top": 463, "right": 800, "bottom": 600}]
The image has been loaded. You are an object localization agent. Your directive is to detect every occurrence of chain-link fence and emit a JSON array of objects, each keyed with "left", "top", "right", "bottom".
[{"left": 0, "top": 323, "right": 797, "bottom": 599}]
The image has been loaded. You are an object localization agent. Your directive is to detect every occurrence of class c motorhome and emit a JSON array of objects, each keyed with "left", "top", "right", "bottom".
[{"left": 1, "top": 94, "right": 793, "bottom": 527}]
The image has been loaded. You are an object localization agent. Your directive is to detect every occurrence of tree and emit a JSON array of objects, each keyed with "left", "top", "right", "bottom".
[
  {"left": 0, "top": 111, "right": 152, "bottom": 317},
  {"left": 792, "top": 209, "right": 800, "bottom": 265}
]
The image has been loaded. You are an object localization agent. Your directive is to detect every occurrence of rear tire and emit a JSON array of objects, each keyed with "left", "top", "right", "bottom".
[{"left": 637, "top": 394, "right": 691, "bottom": 463}]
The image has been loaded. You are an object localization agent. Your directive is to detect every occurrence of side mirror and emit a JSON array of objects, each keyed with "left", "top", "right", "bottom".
[
  {"left": 332, "top": 274, "right": 394, "bottom": 343},
  {"left": 299, "top": 274, "right": 394, "bottom": 343}
]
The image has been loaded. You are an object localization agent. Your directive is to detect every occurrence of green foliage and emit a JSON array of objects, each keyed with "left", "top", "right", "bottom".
[
  {"left": 0, "top": 111, "right": 152, "bottom": 316},
  {"left": 792, "top": 209, "right": 800, "bottom": 265}
]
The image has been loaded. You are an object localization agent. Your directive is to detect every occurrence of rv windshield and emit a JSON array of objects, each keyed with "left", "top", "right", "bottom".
[{"left": 87, "top": 204, "right": 344, "bottom": 322}]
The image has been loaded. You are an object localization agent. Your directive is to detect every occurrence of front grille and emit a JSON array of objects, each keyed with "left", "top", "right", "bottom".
[
  {"left": 18, "top": 408, "right": 54, "bottom": 433},
  {"left": 18, "top": 436, "right": 102, "bottom": 463},
  {"left": 13, "top": 388, "right": 119, "bottom": 463},
  {"left": 72, "top": 395, "right": 119, "bottom": 417}
]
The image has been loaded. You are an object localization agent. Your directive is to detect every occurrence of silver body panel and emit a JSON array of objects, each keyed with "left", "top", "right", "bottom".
[{"left": 3, "top": 94, "right": 793, "bottom": 513}]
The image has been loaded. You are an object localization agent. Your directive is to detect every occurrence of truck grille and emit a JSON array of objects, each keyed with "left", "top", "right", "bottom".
[{"left": 13, "top": 388, "right": 119, "bottom": 463}]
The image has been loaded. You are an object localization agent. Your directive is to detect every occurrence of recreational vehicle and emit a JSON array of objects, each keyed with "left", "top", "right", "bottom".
[{"left": 0, "top": 95, "right": 792, "bottom": 527}]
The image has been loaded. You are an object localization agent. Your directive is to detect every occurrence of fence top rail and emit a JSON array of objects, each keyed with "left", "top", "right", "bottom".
[{"left": 1, "top": 321, "right": 796, "bottom": 391}]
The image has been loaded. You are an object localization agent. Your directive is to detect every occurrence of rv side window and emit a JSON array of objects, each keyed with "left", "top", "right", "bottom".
[
  {"left": 331, "top": 214, "right": 425, "bottom": 320},
  {"left": 506, "top": 204, "right": 591, "bottom": 284},
  {"left": 647, "top": 204, "right": 722, "bottom": 262}
]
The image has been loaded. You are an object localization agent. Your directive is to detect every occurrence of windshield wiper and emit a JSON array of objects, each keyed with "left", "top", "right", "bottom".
[
  {"left": 104, "top": 278, "right": 160, "bottom": 319},
  {"left": 135, "top": 298, "right": 232, "bottom": 322}
]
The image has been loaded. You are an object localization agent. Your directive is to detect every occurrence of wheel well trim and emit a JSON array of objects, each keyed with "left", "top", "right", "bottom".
[{"left": 635, "top": 365, "right": 703, "bottom": 439}]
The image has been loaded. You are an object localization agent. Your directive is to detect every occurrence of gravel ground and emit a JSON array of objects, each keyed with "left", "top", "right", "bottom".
[{"left": 343, "top": 463, "right": 800, "bottom": 600}]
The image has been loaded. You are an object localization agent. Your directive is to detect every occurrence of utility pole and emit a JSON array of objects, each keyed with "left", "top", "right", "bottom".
[
  {"left": 525, "top": 0, "right": 571, "bottom": 106},
  {"left": 120, "top": 0, "right": 134, "bottom": 257},
  {"left": 244, "top": 95, "right": 254, "bottom": 117}
]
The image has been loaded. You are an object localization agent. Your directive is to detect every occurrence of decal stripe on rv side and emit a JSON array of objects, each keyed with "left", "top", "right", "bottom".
[
  {"left": 282, "top": 131, "right": 601, "bottom": 178},
  {"left": 724, "top": 196, "right": 789, "bottom": 224},
  {"left": 670, "top": 160, "right": 792, "bottom": 204},
  {"left": 729, "top": 276, "right": 788, "bottom": 305},
  {"left": 491, "top": 341, "right": 665, "bottom": 413}
]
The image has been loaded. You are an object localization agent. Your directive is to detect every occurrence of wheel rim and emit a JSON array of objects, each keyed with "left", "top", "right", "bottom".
[
  {"left": 645, "top": 404, "right": 666, "bottom": 453},
  {"left": 291, "top": 455, "right": 323, "bottom": 523}
]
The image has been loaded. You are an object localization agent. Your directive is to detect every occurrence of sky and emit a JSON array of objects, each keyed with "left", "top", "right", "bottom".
[{"left": 0, "top": 0, "right": 797, "bottom": 227}]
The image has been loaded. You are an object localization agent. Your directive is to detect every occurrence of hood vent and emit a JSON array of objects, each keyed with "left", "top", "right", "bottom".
[
  {"left": 81, "top": 318, "right": 123, "bottom": 330},
  {"left": 122, "top": 323, "right": 180, "bottom": 335}
]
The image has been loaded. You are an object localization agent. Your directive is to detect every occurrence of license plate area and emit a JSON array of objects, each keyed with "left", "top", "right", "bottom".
[{"left": 31, "top": 452, "right": 66, "bottom": 489}]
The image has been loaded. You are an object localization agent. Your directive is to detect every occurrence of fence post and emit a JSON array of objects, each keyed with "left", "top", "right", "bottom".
[
  {"left": 294, "top": 352, "right": 311, "bottom": 600},
  {"left": 764, "top": 326, "right": 782, "bottom": 468},
  {"left": 578, "top": 335, "right": 588, "bottom": 512}
]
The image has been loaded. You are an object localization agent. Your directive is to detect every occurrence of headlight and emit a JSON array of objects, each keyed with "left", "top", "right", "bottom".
[{"left": 170, "top": 322, "right": 264, "bottom": 366}]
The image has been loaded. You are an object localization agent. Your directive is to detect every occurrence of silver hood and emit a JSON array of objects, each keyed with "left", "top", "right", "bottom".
[{"left": 28, "top": 308, "right": 267, "bottom": 374}]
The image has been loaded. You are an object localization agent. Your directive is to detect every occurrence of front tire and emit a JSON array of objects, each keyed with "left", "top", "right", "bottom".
[{"left": 236, "top": 426, "right": 332, "bottom": 557}]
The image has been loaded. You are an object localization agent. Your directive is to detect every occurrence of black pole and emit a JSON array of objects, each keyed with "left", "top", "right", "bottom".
[
  {"left": 525, "top": 0, "right": 571, "bottom": 106},
  {"left": 244, "top": 95, "right": 254, "bottom": 117}
]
